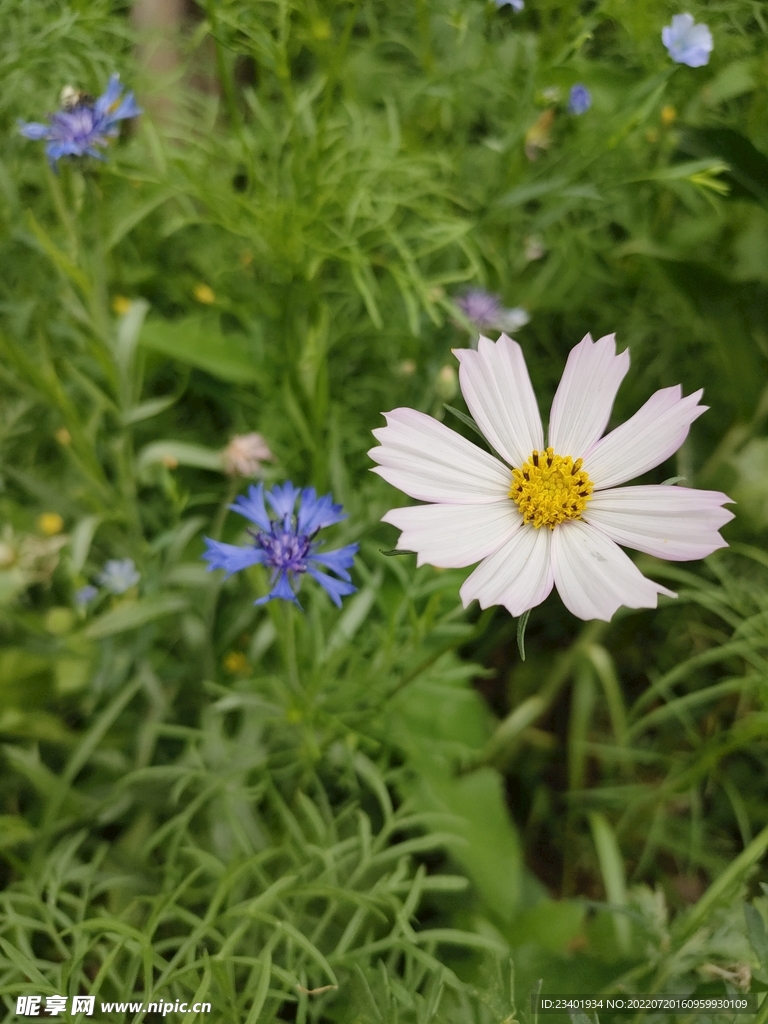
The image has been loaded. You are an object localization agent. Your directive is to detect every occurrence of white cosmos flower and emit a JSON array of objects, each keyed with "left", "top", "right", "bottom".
[{"left": 368, "top": 333, "right": 734, "bottom": 622}]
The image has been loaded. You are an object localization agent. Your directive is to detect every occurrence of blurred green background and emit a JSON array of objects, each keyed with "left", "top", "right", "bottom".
[{"left": 2, "top": 1, "right": 768, "bottom": 1021}]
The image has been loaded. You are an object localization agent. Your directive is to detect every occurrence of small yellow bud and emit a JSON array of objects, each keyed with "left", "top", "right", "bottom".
[
  {"left": 112, "top": 295, "right": 132, "bottom": 316},
  {"left": 161, "top": 455, "right": 179, "bottom": 469},
  {"left": 661, "top": 105, "right": 677, "bottom": 126},
  {"left": 397, "top": 359, "right": 417, "bottom": 377},
  {"left": 194, "top": 283, "right": 216, "bottom": 304},
  {"left": 224, "top": 651, "right": 249, "bottom": 674},
  {"left": 55, "top": 427, "right": 72, "bottom": 445},
  {"left": 37, "top": 512, "right": 64, "bottom": 536}
]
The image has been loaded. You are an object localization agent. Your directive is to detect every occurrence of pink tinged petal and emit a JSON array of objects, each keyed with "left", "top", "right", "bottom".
[
  {"left": 583, "top": 485, "right": 734, "bottom": 561},
  {"left": 583, "top": 386, "right": 707, "bottom": 489},
  {"left": 454, "top": 334, "right": 544, "bottom": 468},
  {"left": 459, "top": 524, "right": 554, "bottom": 616},
  {"left": 368, "top": 408, "right": 510, "bottom": 504},
  {"left": 547, "top": 333, "right": 630, "bottom": 458},
  {"left": 552, "top": 520, "right": 676, "bottom": 622},
  {"left": 382, "top": 499, "right": 523, "bottom": 568}
]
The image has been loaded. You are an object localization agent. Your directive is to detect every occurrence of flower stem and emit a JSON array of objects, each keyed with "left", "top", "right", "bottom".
[{"left": 281, "top": 600, "right": 301, "bottom": 695}]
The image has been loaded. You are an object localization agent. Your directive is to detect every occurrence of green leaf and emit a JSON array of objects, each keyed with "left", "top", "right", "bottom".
[
  {"left": 588, "top": 811, "right": 630, "bottom": 953},
  {"left": 140, "top": 315, "right": 262, "bottom": 383},
  {"left": 121, "top": 393, "right": 179, "bottom": 426},
  {"left": 679, "top": 127, "right": 768, "bottom": 206},
  {"left": 137, "top": 440, "right": 224, "bottom": 474},
  {"left": 746, "top": 903, "right": 768, "bottom": 967},
  {"left": 516, "top": 609, "right": 530, "bottom": 662},
  {"left": 84, "top": 594, "right": 188, "bottom": 639},
  {"left": 0, "top": 814, "right": 34, "bottom": 850},
  {"left": 24, "top": 210, "right": 90, "bottom": 294},
  {"left": 69, "top": 514, "right": 101, "bottom": 573}
]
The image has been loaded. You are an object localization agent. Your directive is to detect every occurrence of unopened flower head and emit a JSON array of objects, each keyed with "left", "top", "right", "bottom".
[
  {"left": 369, "top": 333, "right": 733, "bottom": 622},
  {"left": 222, "top": 433, "right": 274, "bottom": 478},
  {"left": 19, "top": 74, "right": 141, "bottom": 167},
  {"left": 457, "top": 289, "right": 530, "bottom": 334},
  {"left": 97, "top": 558, "right": 140, "bottom": 594},
  {"left": 202, "top": 482, "right": 358, "bottom": 608},
  {"left": 568, "top": 84, "right": 592, "bottom": 115},
  {"left": 662, "top": 13, "right": 713, "bottom": 67}
]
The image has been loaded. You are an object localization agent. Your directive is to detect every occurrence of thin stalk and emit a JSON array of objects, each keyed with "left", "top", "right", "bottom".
[
  {"left": 280, "top": 600, "right": 302, "bottom": 696},
  {"left": 46, "top": 162, "right": 79, "bottom": 260}
]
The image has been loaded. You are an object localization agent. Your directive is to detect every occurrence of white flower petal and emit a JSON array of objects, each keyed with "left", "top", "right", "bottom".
[
  {"left": 369, "top": 408, "right": 511, "bottom": 504},
  {"left": 460, "top": 524, "right": 553, "bottom": 616},
  {"left": 548, "top": 333, "right": 630, "bottom": 458},
  {"left": 382, "top": 500, "right": 522, "bottom": 568},
  {"left": 552, "top": 520, "right": 676, "bottom": 621},
  {"left": 583, "top": 386, "right": 706, "bottom": 489},
  {"left": 454, "top": 334, "right": 543, "bottom": 468},
  {"left": 583, "top": 485, "right": 734, "bottom": 561}
]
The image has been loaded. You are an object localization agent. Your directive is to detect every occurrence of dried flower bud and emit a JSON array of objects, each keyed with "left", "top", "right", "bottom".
[{"left": 222, "top": 433, "right": 274, "bottom": 478}]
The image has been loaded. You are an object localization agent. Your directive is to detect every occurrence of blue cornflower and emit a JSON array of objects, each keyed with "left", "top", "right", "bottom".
[
  {"left": 662, "top": 13, "right": 713, "bottom": 68},
  {"left": 18, "top": 74, "right": 141, "bottom": 167},
  {"left": 97, "top": 558, "right": 141, "bottom": 595},
  {"left": 568, "top": 84, "right": 592, "bottom": 115},
  {"left": 75, "top": 584, "right": 98, "bottom": 607},
  {"left": 202, "top": 482, "right": 359, "bottom": 608}
]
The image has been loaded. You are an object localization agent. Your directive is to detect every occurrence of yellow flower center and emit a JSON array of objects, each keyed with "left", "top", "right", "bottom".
[{"left": 509, "top": 447, "right": 593, "bottom": 529}]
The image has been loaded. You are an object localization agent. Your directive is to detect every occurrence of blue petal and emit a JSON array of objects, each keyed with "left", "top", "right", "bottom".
[
  {"left": 254, "top": 570, "right": 302, "bottom": 607},
  {"left": 229, "top": 483, "right": 271, "bottom": 530},
  {"left": 297, "top": 488, "right": 347, "bottom": 535},
  {"left": 202, "top": 537, "right": 265, "bottom": 577},
  {"left": 18, "top": 120, "right": 51, "bottom": 140},
  {"left": 95, "top": 74, "right": 123, "bottom": 117},
  {"left": 308, "top": 543, "right": 359, "bottom": 582},
  {"left": 266, "top": 481, "right": 300, "bottom": 520},
  {"left": 107, "top": 92, "right": 142, "bottom": 123},
  {"left": 307, "top": 566, "right": 356, "bottom": 607}
]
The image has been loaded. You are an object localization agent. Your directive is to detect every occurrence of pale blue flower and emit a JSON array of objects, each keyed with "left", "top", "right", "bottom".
[
  {"left": 18, "top": 74, "right": 141, "bottom": 167},
  {"left": 75, "top": 584, "right": 98, "bottom": 606},
  {"left": 662, "top": 13, "right": 713, "bottom": 68},
  {"left": 568, "top": 84, "right": 592, "bottom": 115},
  {"left": 97, "top": 558, "right": 140, "bottom": 594},
  {"left": 202, "top": 482, "right": 358, "bottom": 608}
]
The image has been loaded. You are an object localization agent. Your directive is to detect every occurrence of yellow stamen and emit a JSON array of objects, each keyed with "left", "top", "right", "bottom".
[{"left": 509, "top": 446, "right": 593, "bottom": 529}]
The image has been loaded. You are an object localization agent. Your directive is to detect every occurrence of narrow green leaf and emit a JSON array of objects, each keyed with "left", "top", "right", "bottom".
[
  {"left": 516, "top": 609, "right": 531, "bottom": 662},
  {"left": 84, "top": 594, "right": 188, "bottom": 639},
  {"left": 25, "top": 211, "right": 90, "bottom": 293},
  {"left": 140, "top": 315, "right": 261, "bottom": 383},
  {"left": 746, "top": 903, "right": 768, "bottom": 967},
  {"left": 588, "top": 811, "right": 630, "bottom": 953},
  {"left": 137, "top": 440, "right": 223, "bottom": 474}
]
